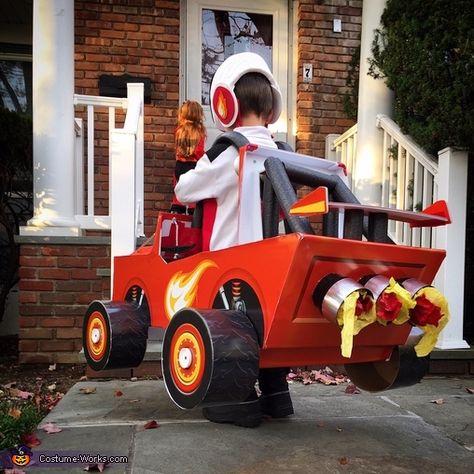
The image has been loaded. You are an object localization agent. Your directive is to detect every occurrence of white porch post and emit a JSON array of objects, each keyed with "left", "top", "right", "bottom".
[
  {"left": 434, "top": 148, "right": 470, "bottom": 349},
  {"left": 353, "top": 0, "right": 393, "bottom": 205},
  {"left": 22, "top": 0, "right": 79, "bottom": 236}
]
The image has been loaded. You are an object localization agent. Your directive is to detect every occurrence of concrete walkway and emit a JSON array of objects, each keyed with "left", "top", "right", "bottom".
[{"left": 23, "top": 376, "right": 474, "bottom": 473}]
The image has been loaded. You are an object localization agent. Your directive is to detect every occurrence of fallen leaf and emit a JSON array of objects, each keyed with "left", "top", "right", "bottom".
[
  {"left": 466, "top": 388, "right": 474, "bottom": 394},
  {"left": 4, "top": 469, "right": 27, "bottom": 474},
  {"left": 9, "top": 388, "right": 34, "bottom": 400},
  {"left": 48, "top": 363, "right": 57, "bottom": 371},
  {"left": 34, "top": 394, "right": 42, "bottom": 409},
  {"left": 3, "top": 381, "right": 17, "bottom": 389},
  {"left": 130, "top": 377, "right": 138, "bottom": 382},
  {"left": 8, "top": 407, "right": 22, "bottom": 418},
  {"left": 47, "top": 383, "right": 57, "bottom": 392},
  {"left": 41, "top": 422, "right": 62, "bottom": 434},
  {"left": 144, "top": 420, "right": 159, "bottom": 429},
  {"left": 114, "top": 390, "right": 123, "bottom": 397},
  {"left": 344, "top": 384, "right": 361, "bottom": 395},
  {"left": 311, "top": 369, "right": 342, "bottom": 385},
  {"left": 83, "top": 462, "right": 108, "bottom": 472},
  {"left": 21, "top": 432, "right": 41, "bottom": 447},
  {"left": 430, "top": 398, "right": 445, "bottom": 405},
  {"left": 302, "top": 374, "right": 312, "bottom": 385},
  {"left": 339, "top": 456, "right": 349, "bottom": 465},
  {"left": 80, "top": 375, "right": 88, "bottom": 381},
  {"left": 79, "top": 387, "right": 97, "bottom": 395},
  {"left": 44, "top": 392, "right": 64, "bottom": 411},
  {"left": 287, "top": 367, "right": 348, "bottom": 386},
  {"left": 128, "top": 399, "right": 140, "bottom": 404},
  {"left": 336, "top": 427, "right": 343, "bottom": 432}
]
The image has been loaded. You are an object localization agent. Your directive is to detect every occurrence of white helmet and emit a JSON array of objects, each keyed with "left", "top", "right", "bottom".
[{"left": 210, "top": 52, "right": 282, "bottom": 131}]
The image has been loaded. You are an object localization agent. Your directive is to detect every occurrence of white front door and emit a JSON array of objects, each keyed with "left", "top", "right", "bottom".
[{"left": 185, "top": 0, "right": 290, "bottom": 146}]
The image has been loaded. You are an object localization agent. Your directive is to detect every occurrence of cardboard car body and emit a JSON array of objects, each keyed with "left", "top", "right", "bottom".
[{"left": 83, "top": 144, "right": 449, "bottom": 408}]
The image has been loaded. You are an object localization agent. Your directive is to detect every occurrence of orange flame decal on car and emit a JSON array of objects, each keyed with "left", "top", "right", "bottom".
[{"left": 165, "top": 260, "right": 217, "bottom": 319}]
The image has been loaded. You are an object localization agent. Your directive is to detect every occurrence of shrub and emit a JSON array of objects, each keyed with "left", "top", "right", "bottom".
[
  {"left": 0, "top": 108, "right": 33, "bottom": 323},
  {"left": 368, "top": 0, "right": 474, "bottom": 154},
  {"left": 342, "top": 46, "right": 360, "bottom": 121},
  {"left": 0, "top": 399, "right": 43, "bottom": 451}
]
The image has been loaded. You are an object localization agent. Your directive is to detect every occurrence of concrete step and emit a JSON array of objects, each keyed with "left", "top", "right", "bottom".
[{"left": 81, "top": 340, "right": 473, "bottom": 378}]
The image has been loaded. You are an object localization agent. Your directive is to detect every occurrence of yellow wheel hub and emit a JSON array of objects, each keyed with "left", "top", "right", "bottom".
[
  {"left": 87, "top": 311, "right": 107, "bottom": 362},
  {"left": 170, "top": 324, "right": 205, "bottom": 393}
]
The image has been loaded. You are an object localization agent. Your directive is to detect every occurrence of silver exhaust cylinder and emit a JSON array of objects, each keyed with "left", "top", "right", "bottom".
[{"left": 315, "top": 275, "right": 367, "bottom": 325}]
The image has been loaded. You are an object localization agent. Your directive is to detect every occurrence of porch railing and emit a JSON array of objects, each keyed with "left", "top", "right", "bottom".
[
  {"left": 327, "top": 115, "right": 440, "bottom": 248},
  {"left": 329, "top": 124, "right": 357, "bottom": 189},
  {"left": 73, "top": 83, "right": 145, "bottom": 259},
  {"left": 376, "top": 114, "right": 438, "bottom": 248}
]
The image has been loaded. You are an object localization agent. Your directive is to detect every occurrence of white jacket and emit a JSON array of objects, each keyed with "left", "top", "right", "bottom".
[{"left": 175, "top": 126, "right": 277, "bottom": 251}]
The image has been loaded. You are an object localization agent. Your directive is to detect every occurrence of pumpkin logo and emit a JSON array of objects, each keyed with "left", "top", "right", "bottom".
[{"left": 10, "top": 445, "right": 32, "bottom": 466}]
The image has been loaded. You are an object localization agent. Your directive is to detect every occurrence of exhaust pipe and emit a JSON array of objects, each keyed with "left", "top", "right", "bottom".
[
  {"left": 399, "top": 278, "right": 450, "bottom": 357},
  {"left": 313, "top": 274, "right": 375, "bottom": 358},
  {"left": 399, "top": 277, "right": 431, "bottom": 297},
  {"left": 361, "top": 274, "right": 390, "bottom": 301},
  {"left": 313, "top": 273, "right": 370, "bottom": 325}
]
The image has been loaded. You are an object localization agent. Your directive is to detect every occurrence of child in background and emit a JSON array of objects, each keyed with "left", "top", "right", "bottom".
[{"left": 170, "top": 100, "right": 206, "bottom": 214}]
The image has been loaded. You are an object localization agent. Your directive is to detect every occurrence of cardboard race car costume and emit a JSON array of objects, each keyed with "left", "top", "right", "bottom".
[{"left": 83, "top": 53, "right": 451, "bottom": 412}]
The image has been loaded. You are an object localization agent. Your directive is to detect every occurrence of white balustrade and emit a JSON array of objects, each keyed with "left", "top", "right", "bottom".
[
  {"left": 376, "top": 114, "right": 438, "bottom": 247},
  {"left": 73, "top": 84, "right": 144, "bottom": 243},
  {"left": 328, "top": 124, "right": 357, "bottom": 191}
]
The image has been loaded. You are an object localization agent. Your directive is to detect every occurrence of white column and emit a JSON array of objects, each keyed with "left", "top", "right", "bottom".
[
  {"left": 354, "top": 0, "right": 393, "bottom": 205},
  {"left": 22, "top": 0, "right": 79, "bottom": 235},
  {"left": 434, "top": 148, "right": 470, "bottom": 349}
]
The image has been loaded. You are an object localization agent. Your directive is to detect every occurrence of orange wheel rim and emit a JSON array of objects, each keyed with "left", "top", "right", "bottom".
[
  {"left": 169, "top": 323, "right": 205, "bottom": 393},
  {"left": 86, "top": 310, "right": 108, "bottom": 362}
]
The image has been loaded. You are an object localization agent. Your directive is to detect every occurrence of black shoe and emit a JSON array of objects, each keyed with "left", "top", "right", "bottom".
[
  {"left": 202, "top": 394, "right": 262, "bottom": 428},
  {"left": 260, "top": 390, "right": 294, "bottom": 418}
]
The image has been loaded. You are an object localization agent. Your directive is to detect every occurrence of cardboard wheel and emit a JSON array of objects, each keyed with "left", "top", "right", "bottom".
[
  {"left": 162, "top": 308, "right": 259, "bottom": 409},
  {"left": 344, "top": 345, "right": 429, "bottom": 392},
  {"left": 83, "top": 300, "right": 148, "bottom": 371}
]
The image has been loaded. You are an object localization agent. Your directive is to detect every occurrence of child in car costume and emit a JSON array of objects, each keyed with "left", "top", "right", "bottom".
[{"left": 175, "top": 52, "right": 293, "bottom": 427}]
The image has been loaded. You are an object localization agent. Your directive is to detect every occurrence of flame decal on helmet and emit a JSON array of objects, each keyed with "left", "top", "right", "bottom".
[
  {"left": 217, "top": 90, "right": 227, "bottom": 120},
  {"left": 165, "top": 260, "right": 218, "bottom": 319}
]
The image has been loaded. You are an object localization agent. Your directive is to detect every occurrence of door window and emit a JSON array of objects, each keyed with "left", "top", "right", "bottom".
[{"left": 201, "top": 9, "right": 273, "bottom": 105}]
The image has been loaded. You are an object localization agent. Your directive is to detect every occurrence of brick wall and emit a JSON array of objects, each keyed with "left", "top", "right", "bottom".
[
  {"left": 72, "top": 0, "right": 362, "bottom": 234},
  {"left": 18, "top": 238, "right": 110, "bottom": 364},
  {"left": 296, "top": 0, "right": 362, "bottom": 157},
  {"left": 74, "top": 0, "right": 180, "bottom": 236}
]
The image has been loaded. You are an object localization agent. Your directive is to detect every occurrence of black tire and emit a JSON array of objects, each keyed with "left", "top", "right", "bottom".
[
  {"left": 162, "top": 308, "right": 259, "bottom": 409},
  {"left": 83, "top": 300, "right": 148, "bottom": 371}
]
